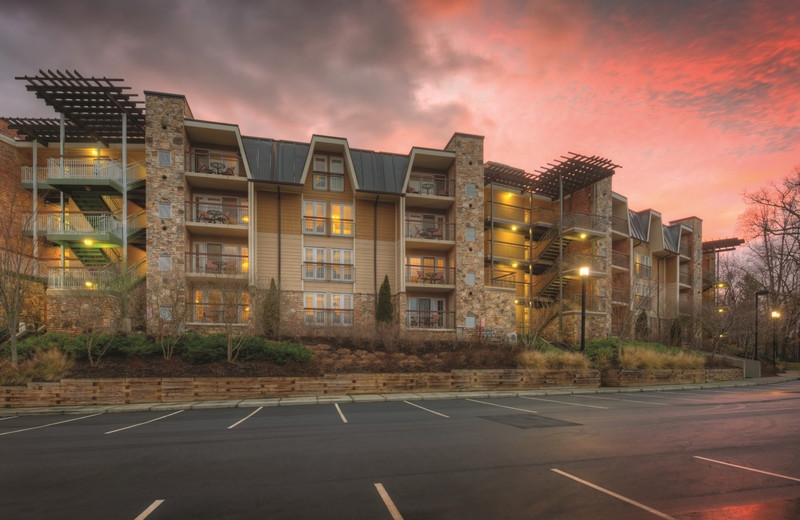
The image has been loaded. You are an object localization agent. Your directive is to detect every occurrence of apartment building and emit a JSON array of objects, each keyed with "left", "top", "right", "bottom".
[{"left": 1, "top": 71, "right": 710, "bottom": 345}]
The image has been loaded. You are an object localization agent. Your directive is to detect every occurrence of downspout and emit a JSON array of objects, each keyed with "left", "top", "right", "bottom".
[
  {"left": 374, "top": 195, "right": 379, "bottom": 313},
  {"left": 277, "top": 186, "right": 281, "bottom": 290}
]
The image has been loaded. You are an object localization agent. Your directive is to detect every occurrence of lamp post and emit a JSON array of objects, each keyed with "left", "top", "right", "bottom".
[
  {"left": 579, "top": 267, "right": 589, "bottom": 352},
  {"left": 754, "top": 290, "right": 769, "bottom": 359},
  {"left": 771, "top": 310, "right": 780, "bottom": 372}
]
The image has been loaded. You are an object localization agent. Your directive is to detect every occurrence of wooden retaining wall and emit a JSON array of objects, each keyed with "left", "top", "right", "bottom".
[
  {"left": 601, "top": 368, "right": 744, "bottom": 387},
  {"left": 1, "top": 369, "right": 601, "bottom": 408}
]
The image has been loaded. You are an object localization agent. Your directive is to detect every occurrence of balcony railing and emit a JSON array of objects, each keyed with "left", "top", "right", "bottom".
[
  {"left": 185, "top": 201, "right": 249, "bottom": 226},
  {"left": 564, "top": 254, "right": 607, "bottom": 273},
  {"left": 185, "top": 253, "right": 249, "bottom": 276},
  {"left": 487, "top": 201, "right": 531, "bottom": 225},
  {"left": 612, "top": 250, "right": 629, "bottom": 268},
  {"left": 302, "top": 216, "right": 355, "bottom": 236},
  {"left": 611, "top": 287, "right": 630, "bottom": 303},
  {"left": 563, "top": 293, "right": 607, "bottom": 312},
  {"left": 487, "top": 269, "right": 517, "bottom": 290},
  {"left": 26, "top": 211, "right": 145, "bottom": 240},
  {"left": 47, "top": 260, "right": 146, "bottom": 290},
  {"left": 186, "top": 151, "right": 243, "bottom": 177},
  {"left": 680, "top": 242, "right": 691, "bottom": 257},
  {"left": 405, "top": 265, "right": 455, "bottom": 285},
  {"left": 303, "top": 308, "right": 354, "bottom": 327},
  {"left": 679, "top": 271, "right": 691, "bottom": 285},
  {"left": 406, "top": 174, "right": 453, "bottom": 196},
  {"left": 302, "top": 262, "right": 355, "bottom": 282},
  {"left": 406, "top": 309, "right": 454, "bottom": 329},
  {"left": 405, "top": 220, "right": 455, "bottom": 241},
  {"left": 611, "top": 216, "right": 629, "bottom": 234},
  {"left": 45, "top": 157, "right": 145, "bottom": 186},
  {"left": 191, "top": 303, "right": 250, "bottom": 324},
  {"left": 486, "top": 239, "right": 531, "bottom": 261}
]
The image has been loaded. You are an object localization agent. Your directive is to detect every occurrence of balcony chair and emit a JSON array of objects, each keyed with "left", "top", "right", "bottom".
[
  {"left": 223, "top": 260, "right": 237, "bottom": 274},
  {"left": 429, "top": 227, "right": 443, "bottom": 239},
  {"left": 206, "top": 259, "right": 220, "bottom": 272},
  {"left": 198, "top": 210, "right": 211, "bottom": 222},
  {"left": 431, "top": 271, "right": 444, "bottom": 284},
  {"left": 429, "top": 313, "right": 440, "bottom": 328},
  {"left": 416, "top": 270, "right": 426, "bottom": 283}
]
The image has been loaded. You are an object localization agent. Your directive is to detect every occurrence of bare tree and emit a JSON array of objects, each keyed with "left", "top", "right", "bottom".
[
  {"left": 0, "top": 192, "right": 38, "bottom": 366},
  {"left": 150, "top": 290, "right": 189, "bottom": 360}
]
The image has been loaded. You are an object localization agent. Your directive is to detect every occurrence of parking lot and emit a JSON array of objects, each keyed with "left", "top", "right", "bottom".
[{"left": 2, "top": 381, "right": 800, "bottom": 519}]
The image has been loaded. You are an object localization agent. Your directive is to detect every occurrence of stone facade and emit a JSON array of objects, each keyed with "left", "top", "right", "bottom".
[{"left": 144, "top": 93, "right": 190, "bottom": 335}]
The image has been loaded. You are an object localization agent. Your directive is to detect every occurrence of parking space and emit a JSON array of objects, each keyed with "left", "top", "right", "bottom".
[{"left": 1, "top": 381, "right": 800, "bottom": 518}]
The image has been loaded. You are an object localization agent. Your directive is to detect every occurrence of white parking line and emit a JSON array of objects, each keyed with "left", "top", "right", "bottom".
[
  {"left": 0, "top": 416, "right": 18, "bottom": 422},
  {"left": 520, "top": 396, "right": 608, "bottom": 409},
  {"left": 636, "top": 393, "right": 709, "bottom": 402},
  {"left": 575, "top": 394, "right": 668, "bottom": 406},
  {"left": 134, "top": 499, "right": 164, "bottom": 520},
  {"left": 403, "top": 400, "right": 450, "bottom": 418},
  {"left": 374, "top": 483, "right": 404, "bottom": 520},
  {"left": 551, "top": 468, "right": 676, "bottom": 520},
  {"left": 104, "top": 410, "right": 184, "bottom": 434},
  {"left": 694, "top": 456, "right": 800, "bottom": 482},
  {"left": 466, "top": 399, "right": 538, "bottom": 413},
  {"left": 335, "top": 403, "right": 348, "bottom": 423},
  {"left": 0, "top": 413, "right": 102, "bottom": 436},
  {"left": 228, "top": 407, "right": 263, "bottom": 429}
]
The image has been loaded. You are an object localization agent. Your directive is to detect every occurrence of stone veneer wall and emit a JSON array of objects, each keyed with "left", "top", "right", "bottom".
[
  {"left": 445, "top": 134, "right": 489, "bottom": 331},
  {"left": 45, "top": 283, "right": 146, "bottom": 335},
  {"left": 144, "top": 93, "right": 190, "bottom": 335}
]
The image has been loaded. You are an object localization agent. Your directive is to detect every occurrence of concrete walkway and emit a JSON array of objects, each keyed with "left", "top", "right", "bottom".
[{"left": 3, "top": 371, "right": 798, "bottom": 416}]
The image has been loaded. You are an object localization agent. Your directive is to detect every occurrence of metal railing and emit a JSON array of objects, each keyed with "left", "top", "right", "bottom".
[
  {"left": 487, "top": 201, "right": 531, "bottom": 225},
  {"left": 405, "top": 265, "right": 455, "bottom": 285},
  {"left": 26, "top": 211, "right": 145, "bottom": 239},
  {"left": 302, "top": 262, "right": 355, "bottom": 282},
  {"left": 302, "top": 216, "right": 355, "bottom": 236},
  {"left": 190, "top": 303, "right": 250, "bottom": 324},
  {"left": 406, "top": 309, "right": 454, "bottom": 329},
  {"left": 303, "top": 308, "right": 354, "bottom": 327},
  {"left": 563, "top": 293, "right": 607, "bottom": 312},
  {"left": 185, "top": 253, "right": 249, "bottom": 276},
  {"left": 487, "top": 269, "right": 517, "bottom": 290},
  {"left": 485, "top": 238, "right": 531, "bottom": 261},
  {"left": 406, "top": 174, "right": 454, "bottom": 196},
  {"left": 611, "top": 216, "right": 629, "bottom": 234},
  {"left": 186, "top": 151, "right": 244, "bottom": 177},
  {"left": 47, "top": 259, "right": 146, "bottom": 290},
  {"left": 680, "top": 242, "right": 691, "bottom": 257},
  {"left": 633, "top": 262, "right": 652, "bottom": 279},
  {"left": 564, "top": 254, "right": 607, "bottom": 273},
  {"left": 612, "top": 250, "right": 629, "bottom": 268},
  {"left": 405, "top": 219, "right": 455, "bottom": 241},
  {"left": 185, "top": 201, "right": 249, "bottom": 226},
  {"left": 679, "top": 271, "right": 691, "bottom": 285}
]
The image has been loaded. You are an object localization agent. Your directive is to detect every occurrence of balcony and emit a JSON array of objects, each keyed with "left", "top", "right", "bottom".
[
  {"left": 486, "top": 201, "right": 531, "bottom": 228},
  {"left": 406, "top": 309, "right": 454, "bottom": 329},
  {"left": 563, "top": 254, "right": 607, "bottom": 276},
  {"left": 25, "top": 211, "right": 146, "bottom": 246},
  {"left": 190, "top": 303, "right": 250, "bottom": 325},
  {"left": 302, "top": 216, "right": 355, "bottom": 237},
  {"left": 47, "top": 260, "right": 146, "bottom": 291},
  {"left": 611, "top": 250, "right": 630, "bottom": 269},
  {"left": 679, "top": 242, "right": 691, "bottom": 258},
  {"left": 185, "top": 202, "right": 249, "bottom": 238},
  {"left": 633, "top": 263, "right": 652, "bottom": 280},
  {"left": 562, "top": 293, "right": 607, "bottom": 313},
  {"left": 405, "top": 265, "right": 455, "bottom": 291},
  {"left": 303, "top": 308, "right": 354, "bottom": 327},
  {"left": 185, "top": 151, "right": 246, "bottom": 190},
  {"left": 25, "top": 157, "right": 146, "bottom": 193},
  {"left": 611, "top": 216, "right": 629, "bottom": 235},
  {"left": 302, "top": 262, "right": 355, "bottom": 282},
  {"left": 679, "top": 271, "right": 691, "bottom": 286},
  {"left": 406, "top": 174, "right": 454, "bottom": 209},
  {"left": 486, "top": 239, "right": 532, "bottom": 264},
  {"left": 185, "top": 253, "right": 249, "bottom": 279}
]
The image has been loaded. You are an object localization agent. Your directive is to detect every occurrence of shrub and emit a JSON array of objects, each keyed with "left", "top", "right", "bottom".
[
  {"left": 113, "top": 334, "right": 160, "bottom": 357},
  {"left": 239, "top": 339, "right": 313, "bottom": 364},
  {"left": 30, "top": 349, "right": 74, "bottom": 381},
  {"left": 376, "top": 275, "right": 393, "bottom": 323},
  {"left": 180, "top": 333, "right": 227, "bottom": 364}
]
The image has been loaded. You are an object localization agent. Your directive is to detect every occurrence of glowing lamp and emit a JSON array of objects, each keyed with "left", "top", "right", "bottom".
[
  {"left": 579, "top": 267, "right": 589, "bottom": 277},
  {"left": 83, "top": 239, "right": 94, "bottom": 246}
]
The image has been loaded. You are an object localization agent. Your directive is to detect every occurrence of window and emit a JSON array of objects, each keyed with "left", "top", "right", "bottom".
[
  {"left": 330, "top": 293, "right": 353, "bottom": 326},
  {"left": 329, "top": 157, "right": 344, "bottom": 174},
  {"left": 194, "top": 290, "right": 249, "bottom": 323},
  {"left": 158, "top": 202, "right": 171, "bottom": 218},
  {"left": 465, "top": 225, "right": 475, "bottom": 242},
  {"left": 330, "top": 203, "right": 353, "bottom": 236},
  {"left": 465, "top": 313, "right": 476, "bottom": 329},
  {"left": 465, "top": 183, "right": 476, "bottom": 197},
  {"left": 331, "top": 249, "right": 354, "bottom": 282},
  {"left": 407, "top": 255, "right": 445, "bottom": 283},
  {"left": 330, "top": 175, "right": 344, "bottom": 192},
  {"left": 159, "top": 306, "right": 172, "bottom": 321},
  {"left": 313, "top": 155, "right": 328, "bottom": 172},
  {"left": 158, "top": 255, "right": 172, "bottom": 271},
  {"left": 304, "top": 292, "right": 326, "bottom": 325},
  {"left": 408, "top": 297, "right": 444, "bottom": 328},
  {"left": 313, "top": 174, "right": 328, "bottom": 191},
  {"left": 303, "top": 247, "right": 326, "bottom": 280},
  {"left": 634, "top": 253, "right": 652, "bottom": 279},
  {"left": 466, "top": 272, "right": 475, "bottom": 286},
  {"left": 303, "top": 201, "right": 326, "bottom": 235},
  {"left": 158, "top": 150, "right": 171, "bottom": 167}
]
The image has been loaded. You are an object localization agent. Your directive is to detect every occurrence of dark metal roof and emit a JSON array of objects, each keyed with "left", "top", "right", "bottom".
[
  {"left": 2, "top": 70, "right": 146, "bottom": 146},
  {"left": 663, "top": 225, "right": 681, "bottom": 253},
  {"left": 243, "top": 137, "right": 308, "bottom": 184},
  {"left": 702, "top": 237, "right": 744, "bottom": 253},
  {"left": 628, "top": 210, "right": 649, "bottom": 242},
  {"left": 350, "top": 149, "right": 408, "bottom": 194},
  {"left": 485, "top": 152, "right": 620, "bottom": 199}
]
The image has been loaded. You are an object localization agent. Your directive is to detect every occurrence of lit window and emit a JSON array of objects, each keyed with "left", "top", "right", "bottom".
[
  {"left": 303, "top": 247, "right": 326, "bottom": 280},
  {"left": 331, "top": 249, "right": 354, "bottom": 282},
  {"left": 303, "top": 201, "right": 326, "bottom": 235},
  {"left": 330, "top": 293, "right": 353, "bottom": 326},
  {"left": 304, "top": 292, "right": 326, "bottom": 325},
  {"left": 330, "top": 203, "right": 353, "bottom": 236}
]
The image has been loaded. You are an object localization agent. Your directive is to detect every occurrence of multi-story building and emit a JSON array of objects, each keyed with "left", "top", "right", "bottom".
[{"left": 1, "top": 71, "right": 710, "bottom": 345}]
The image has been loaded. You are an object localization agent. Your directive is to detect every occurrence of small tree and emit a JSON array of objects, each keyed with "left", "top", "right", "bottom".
[
  {"left": 151, "top": 291, "right": 188, "bottom": 360},
  {"left": 376, "top": 275, "right": 393, "bottom": 324},
  {"left": 261, "top": 277, "right": 280, "bottom": 339}
]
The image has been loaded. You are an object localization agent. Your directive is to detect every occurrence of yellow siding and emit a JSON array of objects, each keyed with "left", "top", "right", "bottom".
[
  {"left": 280, "top": 234, "right": 303, "bottom": 291},
  {"left": 256, "top": 191, "right": 278, "bottom": 234},
  {"left": 354, "top": 238, "right": 396, "bottom": 294},
  {"left": 255, "top": 231, "right": 278, "bottom": 288}
]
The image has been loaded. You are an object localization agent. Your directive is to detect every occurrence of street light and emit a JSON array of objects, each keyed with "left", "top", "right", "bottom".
[
  {"left": 579, "top": 267, "right": 589, "bottom": 352},
  {"left": 771, "top": 310, "right": 781, "bottom": 372},
  {"left": 754, "top": 290, "right": 769, "bottom": 359}
]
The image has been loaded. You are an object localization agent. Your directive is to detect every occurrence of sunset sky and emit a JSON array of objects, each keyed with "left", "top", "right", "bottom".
[{"left": 1, "top": 0, "right": 797, "bottom": 239}]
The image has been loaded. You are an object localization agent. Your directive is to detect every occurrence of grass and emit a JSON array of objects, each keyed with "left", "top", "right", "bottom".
[
  {"left": 618, "top": 345, "right": 705, "bottom": 370},
  {"left": 0, "top": 349, "right": 74, "bottom": 385},
  {"left": 518, "top": 350, "right": 589, "bottom": 371}
]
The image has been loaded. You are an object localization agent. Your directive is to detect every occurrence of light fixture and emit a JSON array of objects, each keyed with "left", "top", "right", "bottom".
[
  {"left": 83, "top": 238, "right": 94, "bottom": 246},
  {"left": 579, "top": 267, "right": 590, "bottom": 277},
  {"left": 84, "top": 280, "right": 93, "bottom": 288},
  {"left": 717, "top": 307, "right": 725, "bottom": 313},
  {"left": 514, "top": 299, "right": 519, "bottom": 304},
  {"left": 511, "top": 262, "right": 518, "bottom": 268},
  {"left": 771, "top": 310, "right": 781, "bottom": 319},
  {"left": 580, "top": 233, "right": 587, "bottom": 240},
  {"left": 241, "top": 216, "right": 249, "bottom": 223},
  {"left": 511, "top": 225, "right": 517, "bottom": 231}
]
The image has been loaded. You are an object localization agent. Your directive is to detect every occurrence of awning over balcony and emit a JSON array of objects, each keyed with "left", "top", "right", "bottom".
[
  {"left": 485, "top": 152, "right": 620, "bottom": 201},
  {"left": 1, "top": 69, "right": 146, "bottom": 146}
]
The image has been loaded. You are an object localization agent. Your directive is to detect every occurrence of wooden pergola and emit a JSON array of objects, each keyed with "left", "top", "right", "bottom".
[{"left": 2, "top": 69, "right": 145, "bottom": 146}]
